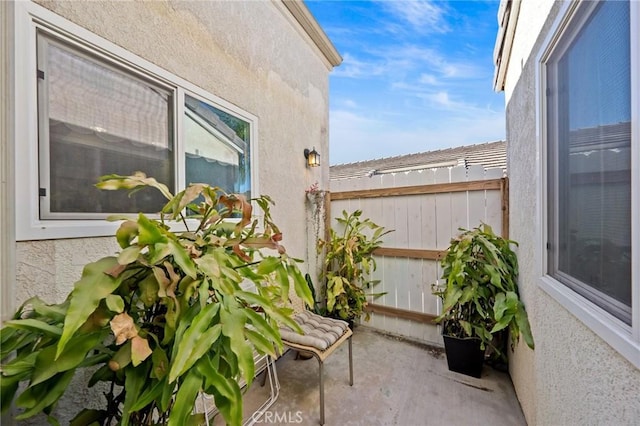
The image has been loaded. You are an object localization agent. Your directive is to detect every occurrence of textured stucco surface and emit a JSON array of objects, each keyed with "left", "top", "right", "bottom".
[
  {"left": 504, "top": 42, "right": 539, "bottom": 425},
  {"left": 9, "top": 1, "right": 333, "bottom": 423},
  {"left": 32, "top": 0, "right": 330, "bottom": 261},
  {"left": 505, "top": 1, "right": 640, "bottom": 425}
]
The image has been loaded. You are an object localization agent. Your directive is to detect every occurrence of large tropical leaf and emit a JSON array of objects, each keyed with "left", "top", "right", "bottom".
[
  {"left": 57, "top": 257, "right": 121, "bottom": 358},
  {"left": 168, "top": 303, "right": 221, "bottom": 383}
]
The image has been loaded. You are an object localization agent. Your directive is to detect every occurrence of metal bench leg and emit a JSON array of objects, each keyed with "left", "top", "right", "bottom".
[
  {"left": 319, "top": 359, "right": 325, "bottom": 426},
  {"left": 348, "top": 335, "right": 353, "bottom": 386}
]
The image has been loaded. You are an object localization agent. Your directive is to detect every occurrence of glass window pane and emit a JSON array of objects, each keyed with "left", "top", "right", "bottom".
[
  {"left": 547, "top": 2, "right": 631, "bottom": 323},
  {"left": 41, "top": 38, "right": 174, "bottom": 216},
  {"left": 184, "top": 95, "right": 251, "bottom": 199}
]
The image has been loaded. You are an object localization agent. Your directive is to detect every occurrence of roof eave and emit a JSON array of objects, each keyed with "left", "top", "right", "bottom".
[
  {"left": 493, "top": 0, "right": 521, "bottom": 92},
  {"left": 281, "top": 0, "right": 342, "bottom": 68}
]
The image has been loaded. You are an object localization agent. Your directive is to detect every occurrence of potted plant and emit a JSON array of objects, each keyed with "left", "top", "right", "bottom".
[
  {"left": 318, "top": 209, "right": 391, "bottom": 327},
  {"left": 0, "top": 173, "right": 312, "bottom": 425},
  {"left": 432, "top": 224, "right": 534, "bottom": 378}
]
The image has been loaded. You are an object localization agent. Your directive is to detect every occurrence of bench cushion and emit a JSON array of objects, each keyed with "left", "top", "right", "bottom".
[{"left": 280, "top": 311, "right": 350, "bottom": 351}]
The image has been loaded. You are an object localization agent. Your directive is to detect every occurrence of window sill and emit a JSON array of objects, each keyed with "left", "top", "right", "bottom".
[
  {"left": 16, "top": 217, "right": 195, "bottom": 241},
  {"left": 539, "top": 275, "right": 640, "bottom": 369}
]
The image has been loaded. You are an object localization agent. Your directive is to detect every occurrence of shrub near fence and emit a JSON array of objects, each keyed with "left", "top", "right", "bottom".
[{"left": 329, "top": 165, "right": 507, "bottom": 346}]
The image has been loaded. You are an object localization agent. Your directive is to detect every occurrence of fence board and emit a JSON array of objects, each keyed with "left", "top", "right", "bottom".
[
  {"left": 485, "top": 168, "right": 505, "bottom": 236},
  {"left": 467, "top": 165, "right": 487, "bottom": 228},
  {"left": 450, "top": 166, "right": 468, "bottom": 233},
  {"left": 434, "top": 168, "right": 453, "bottom": 250}
]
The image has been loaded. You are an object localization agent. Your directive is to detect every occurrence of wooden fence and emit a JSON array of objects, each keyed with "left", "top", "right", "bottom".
[{"left": 328, "top": 165, "right": 507, "bottom": 345}]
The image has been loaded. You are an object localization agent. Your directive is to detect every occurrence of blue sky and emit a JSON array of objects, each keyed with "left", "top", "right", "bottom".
[{"left": 304, "top": 0, "right": 505, "bottom": 165}]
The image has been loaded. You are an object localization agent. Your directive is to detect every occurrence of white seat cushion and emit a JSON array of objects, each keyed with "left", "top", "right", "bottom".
[{"left": 280, "top": 311, "right": 350, "bottom": 351}]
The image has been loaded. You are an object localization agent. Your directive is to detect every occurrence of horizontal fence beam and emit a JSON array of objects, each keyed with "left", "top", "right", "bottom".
[
  {"left": 330, "top": 178, "right": 504, "bottom": 201},
  {"left": 373, "top": 247, "right": 445, "bottom": 260},
  {"left": 365, "top": 303, "right": 437, "bottom": 324}
]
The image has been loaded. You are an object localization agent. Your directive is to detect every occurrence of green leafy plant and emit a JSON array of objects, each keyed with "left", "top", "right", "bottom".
[
  {"left": 0, "top": 172, "right": 312, "bottom": 426},
  {"left": 318, "top": 210, "right": 391, "bottom": 323},
  {"left": 432, "top": 224, "right": 534, "bottom": 359}
]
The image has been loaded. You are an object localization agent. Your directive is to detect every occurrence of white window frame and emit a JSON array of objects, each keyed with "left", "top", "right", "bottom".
[
  {"left": 13, "top": 2, "right": 259, "bottom": 241},
  {"left": 536, "top": 0, "right": 640, "bottom": 368}
]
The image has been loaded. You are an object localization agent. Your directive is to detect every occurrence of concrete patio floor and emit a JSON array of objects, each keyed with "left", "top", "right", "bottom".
[{"left": 213, "top": 326, "right": 527, "bottom": 426}]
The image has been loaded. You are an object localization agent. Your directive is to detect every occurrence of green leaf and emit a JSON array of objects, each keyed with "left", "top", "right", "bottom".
[
  {"left": 138, "top": 273, "right": 160, "bottom": 307},
  {"left": 197, "top": 357, "right": 242, "bottom": 425},
  {"left": 121, "top": 364, "right": 149, "bottom": 426},
  {"left": 493, "top": 292, "right": 507, "bottom": 321},
  {"left": 25, "top": 297, "right": 69, "bottom": 323},
  {"left": 168, "top": 303, "right": 221, "bottom": 383},
  {"left": 244, "top": 329, "right": 276, "bottom": 357},
  {"left": 289, "top": 264, "right": 314, "bottom": 308},
  {"left": 257, "top": 256, "right": 281, "bottom": 275},
  {"left": 220, "top": 304, "right": 254, "bottom": 387},
  {"left": 105, "top": 295, "right": 125, "bottom": 313},
  {"left": 1, "top": 371, "right": 26, "bottom": 412},
  {"left": 32, "top": 332, "right": 102, "bottom": 386},
  {"left": 129, "top": 377, "right": 167, "bottom": 412},
  {"left": 97, "top": 172, "right": 173, "bottom": 200},
  {"left": 15, "top": 370, "right": 74, "bottom": 420},
  {"left": 235, "top": 291, "right": 299, "bottom": 333},
  {"left": 151, "top": 347, "right": 170, "bottom": 380},
  {"left": 57, "top": 257, "right": 121, "bottom": 359},
  {"left": 275, "top": 264, "right": 290, "bottom": 304},
  {"left": 3, "top": 319, "right": 62, "bottom": 337},
  {"left": 490, "top": 316, "right": 511, "bottom": 334},
  {"left": 168, "top": 239, "right": 197, "bottom": 279},
  {"left": 515, "top": 303, "right": 535, "bottom": 349},
  {"left": 243, "top": 309, "right": 281, "bottom": 347},
  {"left": 118, "top": 245, "right": 140, "bottom": 265},
  {"left": 70, "top": 409, "right": 107, "bottom": 426},
  {"left": 115, "top": 220, "right": 139, "bottom": 249},
  {"left": 1, "top": 351, "right": 38, "bottom": 376},
  {"left": 168, "top": 369, "right": 202, "bottom": 426},
  {"left": 137, "top": 214, "right": 167, "bottom": 246},
  {"left": 194, "top": 253, "right": 221, "bottom": 278}
]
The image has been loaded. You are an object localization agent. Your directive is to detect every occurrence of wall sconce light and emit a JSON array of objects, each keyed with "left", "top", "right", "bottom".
[{"left": 304, "top": 147, "right": 320, "bottom": 167}]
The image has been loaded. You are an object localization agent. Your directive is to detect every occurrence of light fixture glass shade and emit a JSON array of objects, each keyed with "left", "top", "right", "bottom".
[{"left": 304, "top": 148, "right": 320, "bottom": 167}]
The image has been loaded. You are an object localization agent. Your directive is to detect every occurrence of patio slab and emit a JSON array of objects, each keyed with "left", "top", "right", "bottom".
[{"left": 212, "top": 326, "right": 527, "bottom": 426}]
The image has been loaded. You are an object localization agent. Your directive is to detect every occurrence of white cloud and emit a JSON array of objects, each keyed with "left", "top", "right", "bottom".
[
  {"left": 379, "top": 0, "right": 450, "bottom": 34},
  {"left": 332, "top": 52, "right": 389, "bottom": 78},
  {"left": 340, "top": 99, "right": 359, "bottom": 109},
  {"left": 418, "top": 73, "right": 439, "bottom": 85}
]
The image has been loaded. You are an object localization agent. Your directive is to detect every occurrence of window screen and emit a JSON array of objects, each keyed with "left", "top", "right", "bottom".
[{"left": 546, "top": 1, "right": 631, "bottom": 323}]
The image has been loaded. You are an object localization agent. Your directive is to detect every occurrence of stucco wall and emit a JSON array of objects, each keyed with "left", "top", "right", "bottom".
[
  {"left": 14, "top": 0, "right": 332, "bottom": 297},
  {"left": 506, "top": 2, "right": 640, "bottom": 425},
  {"left": 30, "top": 0, "right": 329, "bottom": 263},
  {"left": 8, "top": 1, "right": 333, "bottom": 423}
]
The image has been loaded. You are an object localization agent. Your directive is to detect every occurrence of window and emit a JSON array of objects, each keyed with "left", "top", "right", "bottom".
[
  {"left": 540, "top": 0, "right": 639, "bottom": 366},
  {"left": 38, "top": 34, "right": 175, "bottom": 218},
  {"left": 14, "top": 3, "right": 257, "bottom": 239},
  {"left": 545, "top": 1, "right": 631, "bottom": 323},
  {"left": 184, "top": 95, "right": 251, "bottom": 200}
]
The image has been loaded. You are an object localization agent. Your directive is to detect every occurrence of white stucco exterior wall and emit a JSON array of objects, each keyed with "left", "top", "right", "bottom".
[
  {"left": 503, "top": 1, "right": 640, "bottom": 425},
  {"left": 4, "top": 1, "right": 337, "bottom": 423},
  {"left": 12, "top": 0, "right": 334, "bottom": 297}
]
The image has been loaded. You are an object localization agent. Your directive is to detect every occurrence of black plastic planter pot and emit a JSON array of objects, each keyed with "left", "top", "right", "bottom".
[{"left": 443, "top": 335, "right": 485, "bottom": 378}]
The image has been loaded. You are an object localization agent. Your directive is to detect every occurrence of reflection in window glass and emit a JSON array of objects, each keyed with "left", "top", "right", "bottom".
[
  {"left": 546, "top": 2, "right": 631, "bottom": 323},
  {"left": 184, "top": 95, "right": 251, "bottom": 199},
  {"left": 40, "top": 36, "right": 173, "bottom": 217}
]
